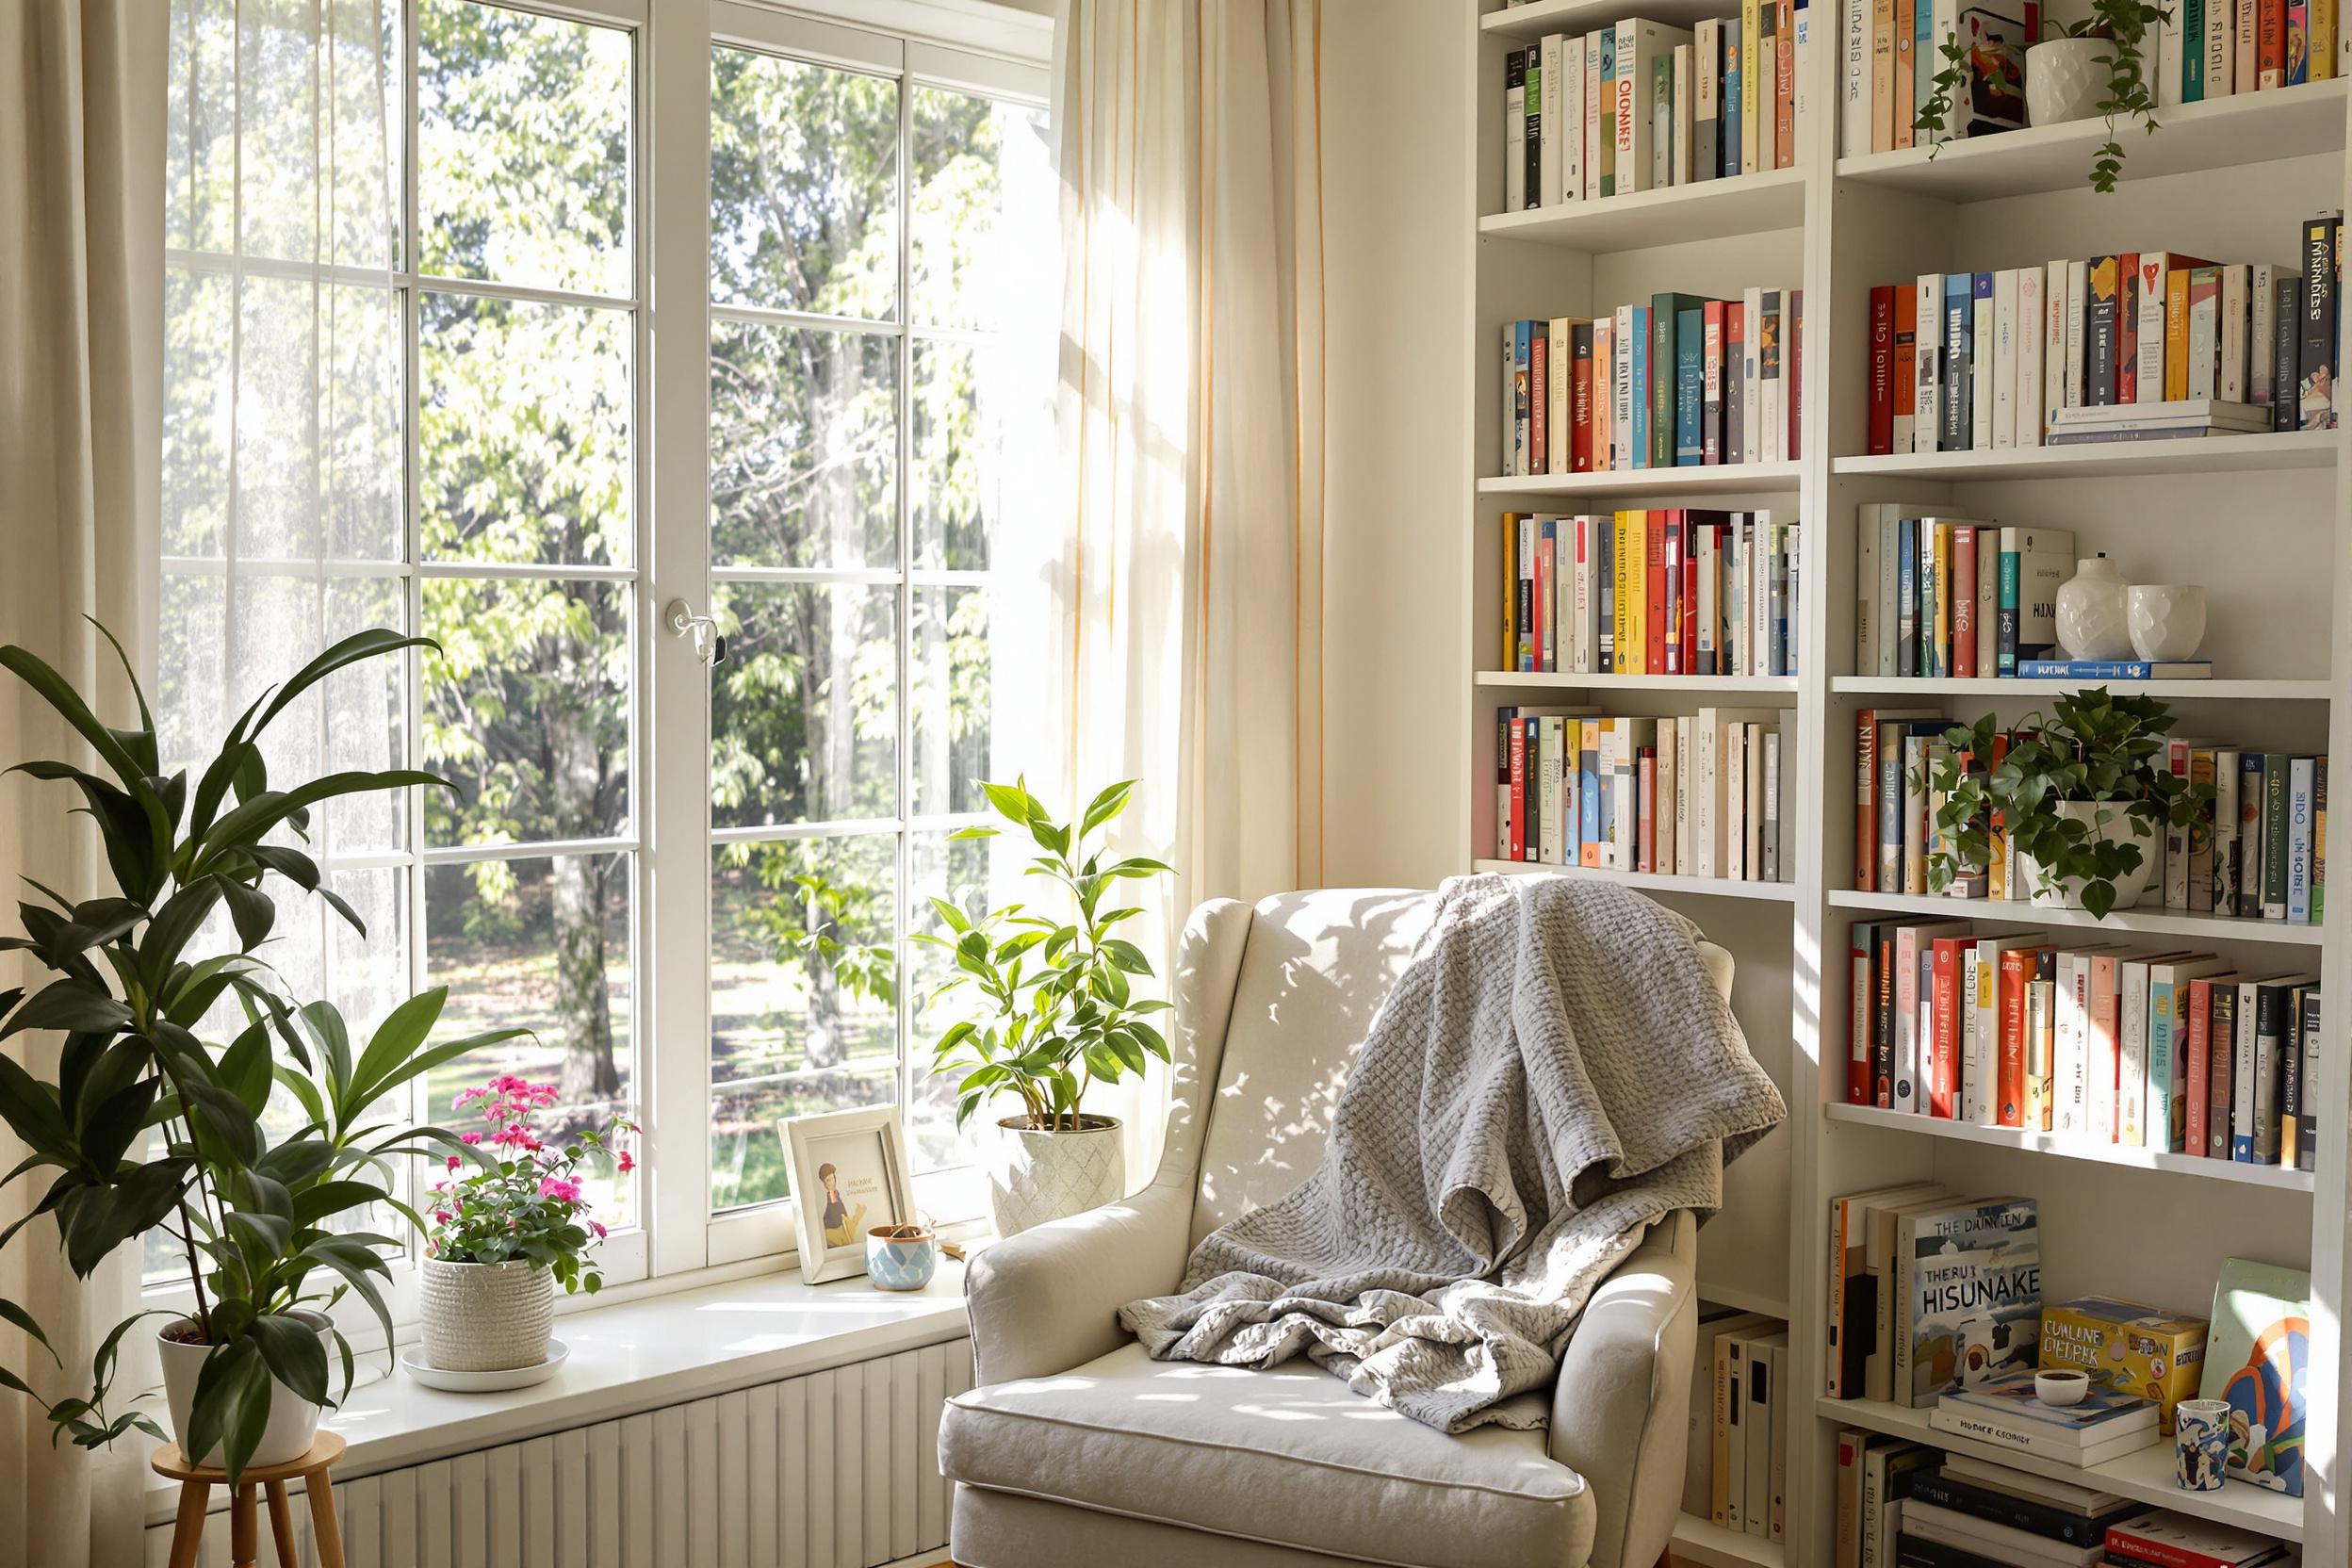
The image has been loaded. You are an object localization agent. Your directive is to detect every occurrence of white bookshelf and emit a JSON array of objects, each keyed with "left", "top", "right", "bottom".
[{"left": 1456, "top": 9, "right": 2352, "bottom": 1560}]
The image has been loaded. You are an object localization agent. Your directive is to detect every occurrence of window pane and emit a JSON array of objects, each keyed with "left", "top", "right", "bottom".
[
  {"left": 912, "top": 336, "right": 1023, "bottom": 573},
  {"left": 231, "top": 572, "right": 323, "bottom": 800},
  {"left": 324, "top": 284, "right": 404, "bottom": 560},
  {"left": 422, "top": 578, "right": 631, "bottom": 847},
  {"left": 910, "top": 87, "right": 1049, "bottom": 332},
  {"left": 324, "top": 575, "right": 408, "bottom": 856},
  {"left": 164, "top": 267, "right": 232, "bottom": 558},
  {"left": 904, "top": 827, "right": 995, "bottom": 1174},
  {"left": 710, "top": 1066, "right": 896, "bottom": 1215},
  {"left": 326, "top": 0, "right": 401, "bottom": 270},
  {"left": 711, "top": 581, "right": 896, "bottom": 828},
  {"left": 327, "top": 866, "right": 410, "bottom": 1037},
  {"left": 168, "top": 0, "right": 237, "bottom": 254},
  {"left": 710, "top": 49, "right": 898, "bottom": 320},
  {"left": 417, "top": 0, "right": 630, "bottom": 297},
  {"left": 710, "top": 322, "right": 895, "bottom": 570},
  {"left": 158, "top": 572, "right": 226, "bottom": 779},
  {"left": 420, "top": 292, "right": 631, "bottom": 568},
  {"left": 710, "top": 833, "right": 898, "bottom": 1086},
  {"left": 236, "top": 274, "right": 322, "bottom": 561},
  {"left": 237, "top": 0, "right": 318, "bottom": 262},
  {"left": 910, "top": 583, "right": 991, "bottom": 818}
]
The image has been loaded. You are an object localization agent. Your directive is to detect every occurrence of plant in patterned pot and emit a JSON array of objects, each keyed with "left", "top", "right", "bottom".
[
  {"left": 914, "top": 779, "right": 1173, "bottom": 1238},
  {"left": 419, "top": 1077, "right": 632, "bottom": 1373}
]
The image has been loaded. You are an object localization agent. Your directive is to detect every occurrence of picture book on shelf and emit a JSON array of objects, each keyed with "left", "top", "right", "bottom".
[
  {"left": 1897, "top": 1196, "right": 2039, "bottom": 1407},
  {"left": 2199, "top": 1258, "right": 2312, "bottom": 1497}
]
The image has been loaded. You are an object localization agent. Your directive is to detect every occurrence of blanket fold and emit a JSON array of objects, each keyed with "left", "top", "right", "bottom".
[{"left": 1116, "top": 874, "right": 1787, "bottom": 1433}]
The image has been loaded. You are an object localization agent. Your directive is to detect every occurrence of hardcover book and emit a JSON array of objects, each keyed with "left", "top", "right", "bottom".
[
  {"left": 1897, "top": 1197, "right": 2040, "bottom": 1407},
  {"left": 2198, "top": 1257, "right": 2311, "bottom": 1496},
  {"left": 1930, "top": 1369, "right": 2159, "bottom": 1463}
]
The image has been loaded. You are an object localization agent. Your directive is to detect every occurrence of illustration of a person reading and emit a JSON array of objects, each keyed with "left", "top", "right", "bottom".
[{"left": 818, "top": 1162, "right": 866, "bottom": 1248}]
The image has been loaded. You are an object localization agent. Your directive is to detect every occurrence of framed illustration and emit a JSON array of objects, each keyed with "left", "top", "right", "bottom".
[{"left": 779, "top": 1105, "right": 917, "bottom": 1284}]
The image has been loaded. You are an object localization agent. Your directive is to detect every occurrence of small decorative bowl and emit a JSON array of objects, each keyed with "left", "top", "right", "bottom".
[
  {"left": 867, "top": 1222, "right": 938, "bottom": 1291},
  {"left": 2034, "top": 1369, "right": 2091, "bottom": 1407}
]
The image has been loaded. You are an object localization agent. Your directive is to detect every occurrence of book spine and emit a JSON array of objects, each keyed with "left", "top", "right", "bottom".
[
  {"left": 2303, "top": 213, "right": 2340, "bottom": 431},
  {"left": 2264, "top": 753, "right": 2292, "bottom": 918},
  {"left": 1940, "top": 275, "right": 1970, "bottom": 450}
]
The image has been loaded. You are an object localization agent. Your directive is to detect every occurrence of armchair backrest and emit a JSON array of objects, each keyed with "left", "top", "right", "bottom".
[{"left": 1168, "top": 888, "right": 1732, "bottom": 1249}]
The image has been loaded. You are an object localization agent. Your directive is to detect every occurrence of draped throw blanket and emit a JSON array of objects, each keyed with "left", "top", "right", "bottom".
[{"left": 1118, "top": 874, "right": 1787, "bottom": 1433}]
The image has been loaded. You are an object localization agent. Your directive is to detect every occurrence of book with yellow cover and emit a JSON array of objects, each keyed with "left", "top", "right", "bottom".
[{"left": 1618, "top": 511, "right": 1649, "bottom": 673}]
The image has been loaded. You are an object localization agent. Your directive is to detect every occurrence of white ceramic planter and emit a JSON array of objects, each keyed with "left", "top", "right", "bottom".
[
  {"left": 420, "top": 1257, "right": 555, "bottom": 1372},
  {"left": 986, "top": 1115, "right": 1124, "bottom": 1237},
  {"left": 2027, "top": 39, "right": 2108, "bottom": 126},
  {"left": 2016, "top": 799, "right": 2161, "bottom": 910},
  {"left": 157, "top": 1310, "right": 332, "bottom": 1468}
]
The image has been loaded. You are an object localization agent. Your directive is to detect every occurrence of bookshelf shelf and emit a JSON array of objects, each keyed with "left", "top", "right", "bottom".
[
  {"left": 1477, "top": 670, "right": 1798, "bottom": 693},
  {"left": 1836, "top": 81, "right": 2350, "bottom": 203},
  {"left": 1478, "top": 167, "right": 1806, "bottom": 253},
  {"left": 1825, "top": 889, "right": 2328, "bottom": 946},
  {"left": 1471, "top": 859, "right": 1801, "bottom": 901},
  {"left": 1698, "top": 1282, "right": 1794, "bottom": 1317},
  {"left": 1480, "top": 0, "right": 1757, "bottom": 38},
  {"left": 1477, "top": 460, "right": 1803, "bottom": 498},
  {"left": 1829, "top": 430, "right": 2337, "bottom": 482},
  {"left": 1668, "top": 1511, "right": 1785, "bottom": 1568},
  {"left": 1828, "top": 676, "right": 2335, "bottom": 701},
  {"left": 1815, "top": 1396, "right": 2306, "bottom": 1541},
  {"left": 1824, "top": 1102, "right": 2320, "bottom": 1192}
]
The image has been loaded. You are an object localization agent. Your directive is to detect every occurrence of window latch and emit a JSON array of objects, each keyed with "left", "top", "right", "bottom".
[{"left": 665, "top": 598, "right": 727, "bottom": 666}]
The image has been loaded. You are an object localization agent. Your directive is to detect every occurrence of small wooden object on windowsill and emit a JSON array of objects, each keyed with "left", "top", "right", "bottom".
[{"left": 151, "top": 1429, "right": 348, "bottom": 1568}]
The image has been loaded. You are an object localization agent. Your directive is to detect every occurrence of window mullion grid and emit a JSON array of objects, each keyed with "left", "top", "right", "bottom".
[
  {"left": 893, "top": 71, "right": 917, "bottom": 1131},
  {"left": 400, "top": 0, "right": 429, "bottom": 1263}
]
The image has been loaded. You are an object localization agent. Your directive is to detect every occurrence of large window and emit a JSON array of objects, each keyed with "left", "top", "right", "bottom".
[{"left": 157, "top": 0, "right": 1051, "bottom": 1301}]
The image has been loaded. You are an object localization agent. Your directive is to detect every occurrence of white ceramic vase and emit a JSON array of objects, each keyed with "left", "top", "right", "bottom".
[
  {"left": 420, "top": 1257, "right": 555, "bottom": 1372},
  {"left": 2026, "top": 39, "right": 2108, "bottom": 126},
  {"left": 2016, "top": 799, "right": 2161, "bottom": 910},
  {"left": 2128, "top": 584, "right": 2207, "bottom": 661},
  {"left": 2055, "top": 556, "right": 2134, "bottom": 660},
  {"left": 986, "top": 1115, "right": 1124, "bottom": 1237},
  {"left": 157, "top": 1310, "right": 332, "bottom": 1468}
]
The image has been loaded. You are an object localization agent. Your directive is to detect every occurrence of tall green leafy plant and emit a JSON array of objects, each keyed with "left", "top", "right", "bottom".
[
  {"left": 0, "top": 627, "right": 515, "bottom": 1483},
  {"left": 917, "top": 780, "right": 1173, "bottom": 1133}
]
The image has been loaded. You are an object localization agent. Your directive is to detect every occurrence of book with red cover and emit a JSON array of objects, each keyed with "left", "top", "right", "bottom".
[
  {"left": 1850, "top": 926, "right": 1875, "bottom": 1103},
  {"left": 2106, "top": 1508, "right": 2294, "bottom": 1568},
  {"left": 1646, "top": 512, "right": 1670, "bottom": 675},
  {"left": 1869, "top": 286, "right": 1896, "bottom": 454},
  {"left": 1931, "top": 936, "right": 1970, "bottom": 1118},
  {"left": 1893, "top": 287, "right": 1919, "bottom": 449},
  {"left": 1508, "top": 712, "right": 1528, "bottom": 861},
  {"left": 1855, "top": 709, "right": 1879, "bottom": 892},
  {"left": 1571, "top": 323, "right": 1596, "bottom": 472},
  {"left": 2259, "top": 0, "right": 2286, "bottom": 85},
  {"left": 1996, "top": 946, "right": 2046, "bottom": 1128},
  {"left": 2184, "top": 974, "right": 2231, "bottom": 1157},
  {"left": 1951, "top": 525, "right": 1978, "bottom": 678}
]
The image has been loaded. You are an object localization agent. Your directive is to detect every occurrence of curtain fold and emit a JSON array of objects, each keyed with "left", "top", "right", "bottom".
[{"left": 0, "top": 2, "right": 165, "bottom": 1564}]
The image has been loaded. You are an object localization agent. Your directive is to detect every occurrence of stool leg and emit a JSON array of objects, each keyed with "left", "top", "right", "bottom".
[
  {"left": 264, "top": 1480, "right": 299, "bottom": 1565},
  {"left": 231, "top": 1483, "right": 258, "bottom": 1567},
  {"left": 167, "top": 1480, "right": 209, "bottom": 1568},
  {"left": 306, "top": 1465, "right": 346, "bottom": 1568}
]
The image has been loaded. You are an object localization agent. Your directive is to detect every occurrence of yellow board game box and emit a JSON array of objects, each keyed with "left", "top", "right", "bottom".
[{"left": 2038, "top": 1296, "right": 2208, "bottom": 1424}]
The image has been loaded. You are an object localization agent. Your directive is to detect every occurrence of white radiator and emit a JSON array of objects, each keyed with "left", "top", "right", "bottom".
[{"left": 145, "top": 1338, "right": 973, "bottom": 1568}]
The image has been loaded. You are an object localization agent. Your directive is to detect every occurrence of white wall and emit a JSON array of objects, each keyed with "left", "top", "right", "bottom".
[{"left": 1319, "top": 3, "right": 1471, "bottom": 892}]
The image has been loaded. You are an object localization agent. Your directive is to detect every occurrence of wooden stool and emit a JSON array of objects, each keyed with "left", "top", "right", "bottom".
[{"left": 150, "top": 1431, "right": 347, "bottom": 1568}]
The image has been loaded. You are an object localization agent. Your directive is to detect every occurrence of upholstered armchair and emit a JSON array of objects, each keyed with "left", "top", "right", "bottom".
[{"left": 939, "top": 888, "right": 1734, "bottom": 1568}]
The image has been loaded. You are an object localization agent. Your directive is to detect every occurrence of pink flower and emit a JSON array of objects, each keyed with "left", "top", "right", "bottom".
[
  {"left": 590, "top": 1221, "right": 607, "bottom": 1239},
  {"left": 537, "top": 1176, "right": 581, "bottom": 1204},
  {"left": 615, "top": 1150, "right": 634, "bottom": 1173},
  {"left": 461, "top": 1132, "right": 482, "bottom": 1145},
  {"left": 447, "top": 1154, "right": 462, "bottom": 1169},
  {"left": 432, "top": 1210, "right": 450, "bottom": 1224}
]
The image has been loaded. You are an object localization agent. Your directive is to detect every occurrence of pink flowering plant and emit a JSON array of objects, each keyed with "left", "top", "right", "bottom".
[{"left": 425, "top": 1076, "right": 636, "bottom": 1295}]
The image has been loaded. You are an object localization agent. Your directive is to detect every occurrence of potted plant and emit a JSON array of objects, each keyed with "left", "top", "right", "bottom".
[
  {"left": 0, "top": 629, "right": 510, "bottom": 1483},
  {"left": 420, "top": 1075, "right": 631, "bottom": 1372},
  {"left": 1917, "top": 0, "right": 2167, "bottom": 190},
  {"left": 1922, "top": 689, "right": 2211, "bottom": 917},
  {"left": 916, "top": 779, "right": 1173, "bottom": 1236}
]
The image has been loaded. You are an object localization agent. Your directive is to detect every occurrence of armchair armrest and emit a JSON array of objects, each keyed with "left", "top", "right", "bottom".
[
  {"left": 963, "top": 1177, "right": 1193, "bottom": 1385},
  {"left": 1548, "top": 1209, "right": 1700, "bottom": 1568}
]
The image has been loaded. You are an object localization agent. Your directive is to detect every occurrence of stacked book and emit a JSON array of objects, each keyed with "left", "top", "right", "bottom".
[
  {"left": 1845, "top": 925, "right": 2326, "bottom": 1162},
  {"left": 1853, "top": 510, "right": 2091, "bottom": 678},
  {"left": 1500, "top": 289, "right": 1801, "bottom": 475},
  {"left": 1498, "top": 8, "right": 1810, "bottom": 213},
  {"left": 1683, "top": 1309, "right": 1792, "bottom": 1543},
  {"left": 1861, "top": 217, "right": 2343, "bottom": 456},
  {"left": 1494, "top": 707, "right": 1794, "bottom": 883},
  {"left": 2106, "top": 1512, "right": 2295, "bottom": 1568},
  {"left": 1821, "top": 1187, "right": 2039, "bottom": 1409},
  {"left": 1499, "top": 510, "right": 1799, "bottom": 676},
  {"left": 1839, "top": 0, "right": 2341, "bottom": 160},
  {"left": 1854, "top": 712, "right": 2328, "bottom": 925},
  {"left": 1929, "top": 1370, "right": 2162, "bottom": 1466},
  {"left": 2049, "top": 398, "right": 2277, "bottom": 446}
]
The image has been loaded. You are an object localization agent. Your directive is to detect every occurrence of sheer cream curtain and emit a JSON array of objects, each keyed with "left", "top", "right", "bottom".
[
  {"left": 0, "top": 3, "right": 163, "bottom": 1564},
  {"left": 1034, "top": 0, "right": 1325, "bottom": 1169}
]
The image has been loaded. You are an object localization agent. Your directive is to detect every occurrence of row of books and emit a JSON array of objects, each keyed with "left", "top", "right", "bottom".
[
  {"left": 1824, "top": 1188, "right": 2040, "bottom": 1408},
  {"left": 1845, "top": 921, "right": 2325, "bottom": 1167},
  {"left": 1854, "top": 513, "right": 2093, "bottom": 679},
  {"left": 1854, "top": 711, "right": 2328, "bottom": 925},
  {"left": 1499, "top": 8, "right": 1810, "bottom": 213},
  {"left": 1499, "top": 510, "right": 1801, "bottom": 676},
  {"left": 1839, "top": 0, "right": 2344, "bottom": 163},
  {"left": 1499, "top": 289, "right": 1803, "bottom": 475},
  {"left": 1861, "top": 218, "right": 2343, "bottom": 456},
  {"left": 1494, "top": 707, "right": 1795, "bottom": 881},
  {"left": 1683, "top": 1309, "right": 1790, "bottom": 1543}
]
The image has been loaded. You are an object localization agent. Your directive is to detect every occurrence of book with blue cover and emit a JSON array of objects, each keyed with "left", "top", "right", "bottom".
[
  {"left": 1676, "top": 304, "right": 1707, "bottom": 464},
  {"left": 1631, "top": 306, "right": 1652, "bottom": 470},
  {"left": 1940, "top": 274, "right": 1973, "bottom": 451},
  {"left": 2013, "top": 659, "right": 2213, "bottom": 679}
]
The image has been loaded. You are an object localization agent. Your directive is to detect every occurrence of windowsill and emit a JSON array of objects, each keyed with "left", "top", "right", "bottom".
[{"left": 140, "top": 1260, "right": 971, "bottom": 1525}]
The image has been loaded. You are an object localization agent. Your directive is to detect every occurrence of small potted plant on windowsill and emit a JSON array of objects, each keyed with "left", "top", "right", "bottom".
[
  {"left": 915, "top": 779, "right": 1173, "bottom": 1237},
  {"left": 418, "top": 1076, "right": 632, "bottom": 1376},
  {"left": 1922, "top": 688, "right": 2211, "bottom": 917}
]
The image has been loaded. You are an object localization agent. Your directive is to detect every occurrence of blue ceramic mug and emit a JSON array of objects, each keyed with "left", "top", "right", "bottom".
[{"left": 867, "top": 1222, "right": 938, "bottom": 1290}]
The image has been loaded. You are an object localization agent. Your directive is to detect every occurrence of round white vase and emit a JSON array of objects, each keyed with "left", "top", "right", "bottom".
[
  {"left": 420, "top": 1257, "right": 555, "bottom": 1372},
  {"left": 2055, "top": 556, "right": 2134, "bottom": 660},
  {"left": 2127, "top": 584, "right": 2207, "bottom": 661},
  {"left": 2016, "top": 799, "right": 2161, "bottom": 910},
  {"left": 986, "top": 1115, "right": 1124, "bottom": 1237},
  {"left": 2026, "top": 39, "right": 2108, "bottom": 127},
  {"left": 157, "top": 1310, "right": 333, "bottom": 1468}
]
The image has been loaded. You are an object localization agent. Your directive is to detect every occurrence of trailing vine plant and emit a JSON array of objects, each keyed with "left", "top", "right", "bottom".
[{"left": 1913, "top": 0, "right": 2168, "bottom": 192}]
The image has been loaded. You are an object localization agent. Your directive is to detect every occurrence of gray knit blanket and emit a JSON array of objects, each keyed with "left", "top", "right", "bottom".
[{"left": 1117, "top": 874, "right": 1786, "bottom": 1433}]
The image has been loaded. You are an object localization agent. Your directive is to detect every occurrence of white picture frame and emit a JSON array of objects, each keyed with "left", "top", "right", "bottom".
[{"left": 778, "top": 1104, "right": 917, "bottom": 1284}]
